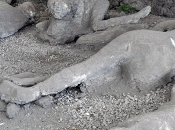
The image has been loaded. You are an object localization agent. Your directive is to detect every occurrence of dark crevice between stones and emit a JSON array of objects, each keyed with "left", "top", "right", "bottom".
[{"left": 10, "top": 0, "right": 17, "bottom": 6}]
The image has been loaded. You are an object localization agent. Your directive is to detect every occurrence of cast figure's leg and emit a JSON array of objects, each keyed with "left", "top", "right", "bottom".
[{"left": 92, "top": 5, "right": 151, "bottom": 31}]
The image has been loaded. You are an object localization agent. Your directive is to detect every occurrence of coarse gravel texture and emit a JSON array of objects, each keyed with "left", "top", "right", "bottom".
[
  {"left": 0, "top": 85, "right": 172, "bottom": 130},
  {"left": 0, "top": 26, "right": 96, "bottom": 77},
  {"left": 0, "top": 0, "right": 175, "bottom": 129}
]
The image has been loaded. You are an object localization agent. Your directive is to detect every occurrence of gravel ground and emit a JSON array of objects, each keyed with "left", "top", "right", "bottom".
[
  {"left": 0, "top": 1, "right": 174, "bottom": 130},
  {"left": 0, "top": 25, "right": 95, "bottom": 77},
  {"left": 0, "top": 84, "right": 172, "bottom": 130}
]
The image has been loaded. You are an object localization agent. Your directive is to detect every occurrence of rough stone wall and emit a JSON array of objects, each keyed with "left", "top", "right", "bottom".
[
  {"left": 150, "top": 0, "right": 175, "bottom": 17},
  {"left": 0, "top": 0, "right": 12, "bottom": 3},
  {"left": 109, "top": 0, "right": 175, "bottom": 18}
]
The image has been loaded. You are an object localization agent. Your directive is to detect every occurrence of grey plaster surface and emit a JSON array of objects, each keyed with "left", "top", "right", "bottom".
[{"left": 1, "top": 29, "right": 175, "bottom": 105}]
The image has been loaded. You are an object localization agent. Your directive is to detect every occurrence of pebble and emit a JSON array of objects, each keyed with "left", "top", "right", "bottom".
[
  {"left": 6, "top": 103, "right": 21, "bottom": 119},
  {"left": 35, "top": 96, "right": 53, "bottom": 108},
  {"left": 23, "top": 103, "right": 31, "bottom": 110}
]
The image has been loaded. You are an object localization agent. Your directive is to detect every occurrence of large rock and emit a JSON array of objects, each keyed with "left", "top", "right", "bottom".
[
  {"left": 0, "top": 1, "right": 35, "bottom": 38},
  {"left": 110, "top": 84, "right": 175, "bottom": 130}
]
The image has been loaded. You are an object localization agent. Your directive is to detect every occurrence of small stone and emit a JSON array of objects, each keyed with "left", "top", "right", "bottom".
[
  {"left": 0, "top": 100, "right": 6, "bottom": 112},
  {"left": 85, "top": 113, "right": 90, "bottom": 116},
  {"left": 92, "top": 126, "right": 96, "bottom": 129},
  {"left": 23, "top": 103, "right": 30, "bottom": 110},
  {"left": 35, "top": 96, "right": 53, "bottom": 108},
  {"left": 55, "top": 106, "right": 58, "bottom": 109},
  {"left": 6, "top": 103, "right": 21, "bottom": 119},
  {"left": 31, "top": 70, "right": 36, "bottom": 73},
  {"left": 72, "top": 126, "right": 77, "bottom": 130}
]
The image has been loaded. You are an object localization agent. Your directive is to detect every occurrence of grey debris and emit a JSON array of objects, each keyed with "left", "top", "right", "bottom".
[
  {"left": 6, "top": 103, "right": 21, "bottom": 119},
  {"left": 35, "top": 96, "right": 53, "bottom": 108}
]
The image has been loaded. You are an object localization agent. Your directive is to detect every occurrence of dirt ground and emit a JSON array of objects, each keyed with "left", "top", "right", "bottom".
[{"left": 0, "top": 1, "right": 175, "bottom": 130}]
